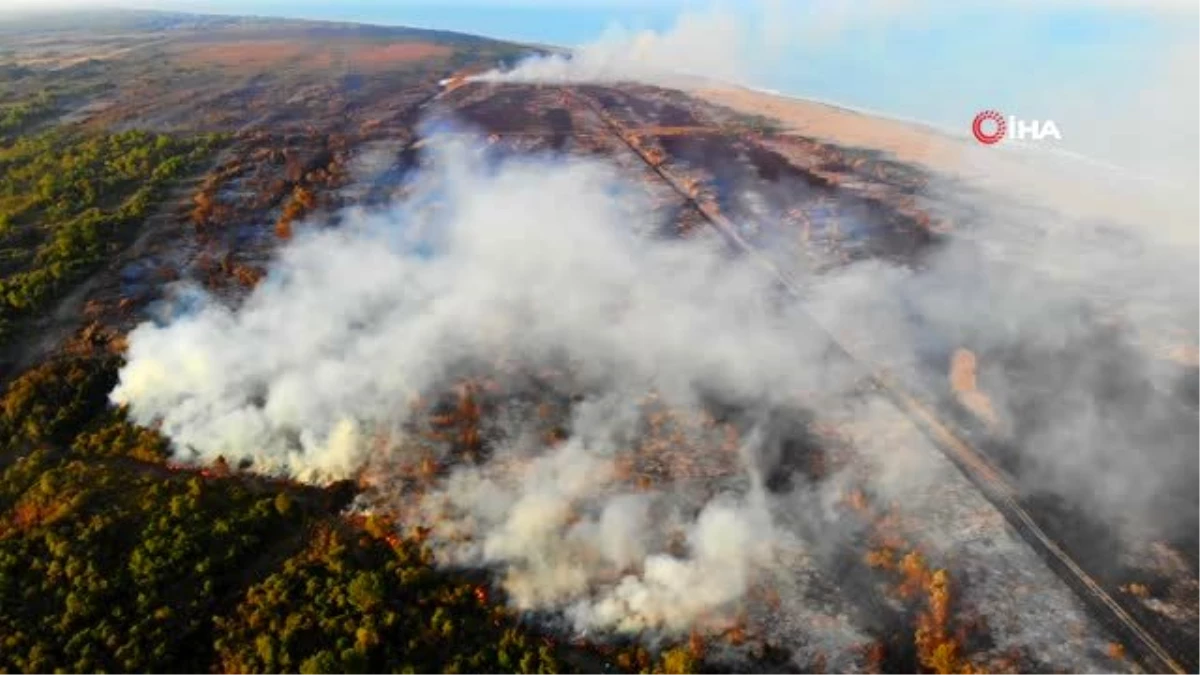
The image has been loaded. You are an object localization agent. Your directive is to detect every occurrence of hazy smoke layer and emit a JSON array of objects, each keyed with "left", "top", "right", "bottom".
[{"left": 795, "top": 147, "right": 1199, "bottom": 543}]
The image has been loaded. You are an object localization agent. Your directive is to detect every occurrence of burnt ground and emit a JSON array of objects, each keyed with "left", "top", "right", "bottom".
[
  {"left": 404, "top": 81, "right": 1200, "bottom": 671},
  {"left": 2, "top": 11, "right": 1196, "bottom": 673}
]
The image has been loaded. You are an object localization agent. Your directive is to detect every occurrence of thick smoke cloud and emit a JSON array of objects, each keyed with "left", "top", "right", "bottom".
[
  {"left": 114, "top": 137, "right": 843, "bottom": 480},
  {"left": 113, "top": 135, "right": 885, "bottom": 657}
]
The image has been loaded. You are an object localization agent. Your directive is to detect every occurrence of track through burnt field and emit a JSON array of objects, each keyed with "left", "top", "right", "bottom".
[{"left": 555, "top": 84, "right": 1192, "bottom": 674}]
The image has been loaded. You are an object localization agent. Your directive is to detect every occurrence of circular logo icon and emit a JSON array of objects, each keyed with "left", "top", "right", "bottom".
[{"left": 972, "top": 110, "right": 1006, "bottom": 145}]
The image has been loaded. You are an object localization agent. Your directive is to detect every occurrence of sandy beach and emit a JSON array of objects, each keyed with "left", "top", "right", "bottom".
[{"left": 696, "top": 85, "right": 969, "bottom": 172}]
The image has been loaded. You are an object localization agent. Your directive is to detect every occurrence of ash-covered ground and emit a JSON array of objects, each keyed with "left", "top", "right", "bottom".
[{"left": 112, "top": 81, "right": 1196, "bottom": 672}]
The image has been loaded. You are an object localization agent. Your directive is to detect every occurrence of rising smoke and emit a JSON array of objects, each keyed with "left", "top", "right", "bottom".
[
  {"left": 114, "top": 138, "right": 845, "bottom": 480},
  {"left": 468, "top": 5, "right": 750, "bottom": 87},
  {"left": 111, "top": 136, "right": 882, "bottom": 662},
  {"left": 472, "top": 0, "right": 1200, "bottom": 545}
]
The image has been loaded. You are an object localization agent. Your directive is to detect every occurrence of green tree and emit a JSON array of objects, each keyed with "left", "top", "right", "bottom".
[
  {"left": 300, "top": 650, "right": 340, "bottom": 674},
  {"left": 274, "top": 492, "right": 294, "bottom": 517},
  {"left": 348, "top": 571, "right": 385, "bottom": 612}
]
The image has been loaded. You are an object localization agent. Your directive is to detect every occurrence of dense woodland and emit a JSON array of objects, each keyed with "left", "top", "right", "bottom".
[
  {"left": 0, "top": 90, "right": 58, "bottom": 137},
  {"left": 0, "top": 121, "right": 224, "bottom": 345},
  {"left": 0, "top": 351, "right": 707, "bottom": 674}
]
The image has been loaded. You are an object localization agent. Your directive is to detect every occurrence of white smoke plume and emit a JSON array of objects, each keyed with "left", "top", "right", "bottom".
[
  {"left": 417, "top": 437, "right": 780, "bottom": 635},
  {"left": 469, "top": 4, "right": 754, "bottom": 87},
  {"left": 111, "top": 135, "right": 876, "bottom": 654},
  {"left": 114, "top": 137, "right": 842, "bottom": 480}
]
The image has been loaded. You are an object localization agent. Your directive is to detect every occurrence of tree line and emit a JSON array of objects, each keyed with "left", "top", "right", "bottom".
[
  {"left": 0, "top": 349, "right": 706, "bottom": 674},
  {"left": 0, "top": 126, "right": 224, "bottom": 345}
]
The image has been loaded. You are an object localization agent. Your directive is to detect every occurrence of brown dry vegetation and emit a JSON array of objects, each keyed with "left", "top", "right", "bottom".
[
  {"left": 172, "top": 39, "right": 453, "bottom": 73},
  {"left": 173, "top": 40, "right": 311, "bottom": 68},
  {"left": 349, "top": 42, "right": 454, "bottom": 67},
  {"left": 949, "top": 348, "right": 999, "bottom": 429}
]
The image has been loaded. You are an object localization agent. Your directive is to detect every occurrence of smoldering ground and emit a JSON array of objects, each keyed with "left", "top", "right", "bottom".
[
  {"left": 108, "top": 119, "right": 1188, "bottom": 670},
  {"left": 112, "top": 133, "right": 891, "bottom": 667},
  {"left": 481, "top": 1, "right": 1200, "bottom": 544}
]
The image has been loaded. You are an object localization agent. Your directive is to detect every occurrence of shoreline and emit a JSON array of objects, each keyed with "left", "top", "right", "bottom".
[{"left": 741, "top": 84, "right": 966, "bottom": 141}]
